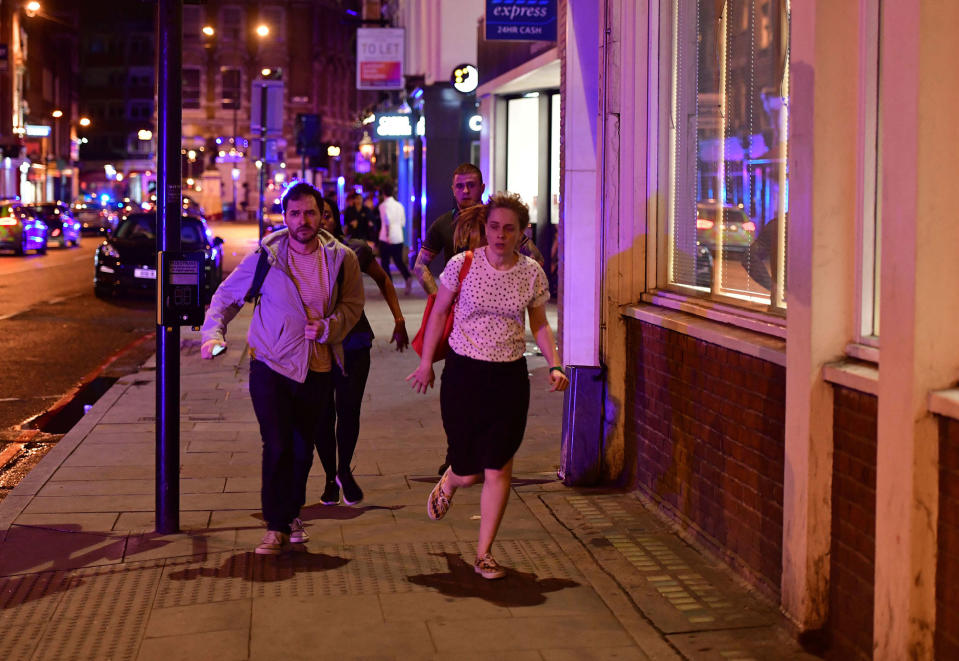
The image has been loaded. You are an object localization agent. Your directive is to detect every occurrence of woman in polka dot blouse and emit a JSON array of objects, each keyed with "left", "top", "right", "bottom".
[{"left": 406, "top": 191, "right": 569, "bottom": 580}]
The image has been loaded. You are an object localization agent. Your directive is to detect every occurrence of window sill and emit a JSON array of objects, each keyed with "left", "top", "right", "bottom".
[
  {"left": 822, "top": 360, "right": 879, "bottom": 396},
  {"left": 845, "top": 342, "right": 879, "bottom": 364},
  {"left": 930, "top": 389, "right": 959, "bottom": 422},
  {"left": 623, "top": 302, "right": 786, "bottom": 366},
  {"left": 640, "top": 290, "right": 786, "bottom": 339}
]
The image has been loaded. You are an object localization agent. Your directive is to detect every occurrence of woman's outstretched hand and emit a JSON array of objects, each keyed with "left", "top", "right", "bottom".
[
  {"left": 391, "top": 320, "right": 410, "bottom": 352},
  {"left": 548, "top": 369, "right": 570, "bottom": 392},
  {"left": 406, "top": 362, "right": 435, "bottom": 393}
]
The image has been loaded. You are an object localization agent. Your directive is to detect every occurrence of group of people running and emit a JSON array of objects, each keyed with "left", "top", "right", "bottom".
[{"left": 200, "top": 163, "right": 567, "bottom": 580}]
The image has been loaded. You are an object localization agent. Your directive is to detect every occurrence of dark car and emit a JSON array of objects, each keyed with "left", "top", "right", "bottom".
[
  {"left": 94, "top": 212, "right": 224, "bottom": 301},
  {"left": 0, "top": 201, "right": 48, "bottom": 255},
  {"left": 695, "top": 203, "right": 757, "bottom": 286},
  {"left": 73, "top": 202, "right": 118, "bottom": 236},
  {"left": 26, "top": 202, "right": 81, "bottom": 248}
]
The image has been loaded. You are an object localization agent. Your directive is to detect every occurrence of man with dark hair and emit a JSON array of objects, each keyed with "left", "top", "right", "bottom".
[
  {"left": 200, "top": 181, "right": 364, "bottom": 555},
  {"left": 378, "top": 181, "right": 412, "bottom": 294},
  {"left": 413, "top": 163, "right": 486, "bottom": 295},
  {"left": 414, "top": 163, "right": 543, "bottom": 296}
]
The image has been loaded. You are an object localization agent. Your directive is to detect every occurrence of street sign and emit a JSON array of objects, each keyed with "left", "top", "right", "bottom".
[
  {"left": 295, "top": 113, "right": 322, "bottom": 157},
  {"left": 250, "top": 80, "right": 284, "bottom": 135}
]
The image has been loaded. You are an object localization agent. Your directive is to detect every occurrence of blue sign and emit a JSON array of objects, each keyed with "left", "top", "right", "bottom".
[{"left": 486, "top": 0, "right": 556, "bottom": 42}]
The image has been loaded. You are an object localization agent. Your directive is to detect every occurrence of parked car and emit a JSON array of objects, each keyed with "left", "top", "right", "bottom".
[
  {"left": 94, "top": 212, "right": 224, "bottom": 301},
  {"left": 26, "top": 202, "right": 81, "bottom": 248},
  {"left": 73, "top": 202, "right": 119, "bottom": 236},
  {"left": 0, "top": 201, "right": 47, "bottom": 255},
  {"left": 694, "top": 203, "right": 757, "bottom": 286}
]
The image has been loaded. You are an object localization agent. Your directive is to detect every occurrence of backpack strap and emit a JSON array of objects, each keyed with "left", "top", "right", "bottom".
[{"left": 243, "top": 249, "right": 272, "bottom": 303}]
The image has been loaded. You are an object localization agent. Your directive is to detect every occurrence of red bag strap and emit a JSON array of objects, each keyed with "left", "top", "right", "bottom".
[{"left": 457, "top": 251, "right": 473, "bottom": 287}]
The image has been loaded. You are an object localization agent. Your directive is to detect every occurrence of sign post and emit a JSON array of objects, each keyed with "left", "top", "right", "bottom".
[{"left": 251, "top": 78, "right": 284, "bottom": 239}]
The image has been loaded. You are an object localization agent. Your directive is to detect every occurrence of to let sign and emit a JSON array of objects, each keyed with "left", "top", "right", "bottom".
[
  {"left": 485, "top": 0, "right": 556, "bottom": 41},
  {"left": 357, "top": 28, "right": 405, "bottom": 90}
]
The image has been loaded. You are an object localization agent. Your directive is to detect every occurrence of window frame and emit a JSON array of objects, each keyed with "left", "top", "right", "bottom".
[
  {"left": 853, "top": 0, "right": 881, "bottom": 350},
  {"left": 651, "top": 0, "right": 790, "bottom": 332}
]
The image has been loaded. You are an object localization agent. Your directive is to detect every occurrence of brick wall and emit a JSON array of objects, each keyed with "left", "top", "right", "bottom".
[
  {"left": 826, "top": 387, "right": 877, "bottom": 661},
  {"left": 937, "top": 417, "right": 959, "bottom": 660},
  {"left": 625, "top": 319, "right": 785, "bottom": 591}
]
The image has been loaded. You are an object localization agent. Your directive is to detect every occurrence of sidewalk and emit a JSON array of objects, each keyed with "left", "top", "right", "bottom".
[{"left": 0, "top": 278, "right": 817, "bottom": 661}]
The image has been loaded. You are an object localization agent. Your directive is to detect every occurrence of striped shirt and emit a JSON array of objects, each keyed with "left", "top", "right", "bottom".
[{"left": 287, "top": 244, "right": 331, "bottom": 372}]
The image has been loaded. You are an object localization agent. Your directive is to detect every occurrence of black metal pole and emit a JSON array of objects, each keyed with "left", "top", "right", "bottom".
[
  {"left": 155, "top": 0, "right": 182, "bottom": 535},
  {"left": 257, "top": 83, "right": 267, "bottom": 241}
]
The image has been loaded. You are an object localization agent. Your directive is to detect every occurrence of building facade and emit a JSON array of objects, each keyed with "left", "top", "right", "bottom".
[
  {"left": 0, "top": 0, "right": 80, "bottom": 203},
  {"left": 472, "top": 1, "right": 959, "bottom": 659}
]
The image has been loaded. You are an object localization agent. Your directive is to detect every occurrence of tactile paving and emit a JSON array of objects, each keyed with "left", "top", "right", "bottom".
[
  {"left": 152, "top": 538, "right": 579, "bottom": 606},
  {"left": 542, "top": 492, "right": 772, "bottom": 633},
  {"left": 29, "top": 560, "right": 164, "bottom": 661},
  {"left": 0, "top": 571, "right": 70, "bottom": 661}
]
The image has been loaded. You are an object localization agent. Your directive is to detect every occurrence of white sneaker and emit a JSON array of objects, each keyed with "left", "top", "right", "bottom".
[
  {"left": 255, "top": 530, "right": 290, "bottom": 555},
  {"left": 289, "top": 517, "right": 309, "bottom": 543}
]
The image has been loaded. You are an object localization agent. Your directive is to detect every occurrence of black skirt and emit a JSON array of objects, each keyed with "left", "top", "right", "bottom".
[{"left": 439, "top": 351, "right": 530, "bottom": 475}]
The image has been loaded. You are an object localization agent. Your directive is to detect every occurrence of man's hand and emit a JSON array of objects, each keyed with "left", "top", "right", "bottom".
[
  {"left": 304, "top": 320, "right": 326, "bottom": 342},
  {"left": 201, "top": 339, "right": 226, "bottom": 360},
  {"left": 391, "top": 320, "right": 410, "bottom": 352},
  {"left": 406, "top": 362, "right": 435, "bottom": 393}
]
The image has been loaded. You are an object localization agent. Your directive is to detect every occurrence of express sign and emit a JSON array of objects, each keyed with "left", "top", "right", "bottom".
[{"left": 485, "top": 0, "right": 557, "bottom": 41}]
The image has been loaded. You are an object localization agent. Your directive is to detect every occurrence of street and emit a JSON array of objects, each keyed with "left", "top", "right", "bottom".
[{"left": 0, "top": 220, "right": 261, "bottom": 500}]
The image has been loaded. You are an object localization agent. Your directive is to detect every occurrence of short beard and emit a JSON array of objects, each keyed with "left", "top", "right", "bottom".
[{"left": 290, "top": 226, "right": 318, "bottom": 245}]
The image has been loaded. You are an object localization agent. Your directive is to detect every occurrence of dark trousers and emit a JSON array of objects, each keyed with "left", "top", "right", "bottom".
[
  {"left": 316, "top": 348, "right": 371, "bottom": 480},
  {"left": 380, "top": 241, "right": 411, "bottom": 280},
  {"left": 249, "top": 359, "right": 332, "bottom": 533}
]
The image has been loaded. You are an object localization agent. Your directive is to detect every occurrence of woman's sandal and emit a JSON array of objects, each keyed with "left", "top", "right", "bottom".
[{"left": 427, "top": 467, "right": 454, "bottom": 520}]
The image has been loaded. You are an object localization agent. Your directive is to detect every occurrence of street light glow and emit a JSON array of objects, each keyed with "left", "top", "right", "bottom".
[
  {"left": 138, "top": 129, "right": 153, "bottom": 141},
  {"left": 261, "top": 68, "right": 272, "bottom": 77},
  {"left": 25, "top": 1, "right": 40, "bottom": 17},
  {"left": 202, "top": 25, "right": 215, "bottom": 37},
  {"left": 51, "top": 109, "right": 63, "bottom": 118},
  {"left": 256, "top": 24, "right": 270, "bottom": 38},
  {"left": 79, "top": 117, "right": 91, "bottom": 127}
]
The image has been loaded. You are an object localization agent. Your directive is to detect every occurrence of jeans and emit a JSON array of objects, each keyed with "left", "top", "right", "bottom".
[
  {"left": 380, "top": 241, "right": 411, "bottom": 280},
  {"left": 316, "top": 348, "right": 371, "bottom": 480},
  {"left": 248, "top": 359, "right": 332, "bottom": 533}
]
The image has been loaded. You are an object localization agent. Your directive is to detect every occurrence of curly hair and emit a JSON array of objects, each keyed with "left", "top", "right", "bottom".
[
  {"left": 486, "top": 191, "right": 530, "bottom": 231},
  {"left": 452, "top": 191, "right": 532, "bottom": 252}
]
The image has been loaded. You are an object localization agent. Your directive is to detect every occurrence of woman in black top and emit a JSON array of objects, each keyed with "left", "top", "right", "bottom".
[{"left": 312, "top": 197, "right": 408, "bottom": 507}]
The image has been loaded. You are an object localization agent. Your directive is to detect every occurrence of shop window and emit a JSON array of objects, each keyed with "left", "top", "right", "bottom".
[
  {"left": 667, "top": 0, "right": 790, "bottom": 311},
  {"left": 507, "top": 96, "right": 539, "bottom": 224},
  {"left": 183, "top": 68, "right": 201, "bottom": 109},
  {"left": 221, "top": 68, "right": 241, "bottom": 110}
]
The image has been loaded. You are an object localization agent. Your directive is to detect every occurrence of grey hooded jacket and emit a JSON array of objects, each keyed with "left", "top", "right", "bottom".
[{"left": 201, "top": 227, "right": 364, "bottom": 383}]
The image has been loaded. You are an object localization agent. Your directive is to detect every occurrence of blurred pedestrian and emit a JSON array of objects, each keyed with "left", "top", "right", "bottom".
[
  {"left": 378, "top": 182, "right": 413, "bottom": 294},
  {"left": 310, "top": 197, "right": 409, "bottom": 509},
  {"left": 200, "top": 182, "right": 364, "bottom": 555},
  {"left": 362, "top": 193, "right": 380, "bottom": 245},
  {"left": 406, "top": 192, "right": 569, "bottom": 579}
]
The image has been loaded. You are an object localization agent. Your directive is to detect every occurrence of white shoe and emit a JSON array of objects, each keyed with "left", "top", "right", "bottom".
[
  {"left": 255, "top": 530, "right": 290, "bottom": 555},
  {"left": 289, "top": 517, "right": 309, "bottom": 543}
]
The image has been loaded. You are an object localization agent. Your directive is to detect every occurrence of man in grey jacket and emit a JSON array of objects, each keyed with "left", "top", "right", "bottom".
[{"left": 200, "top": 182, "right": 364, "bottom": 555}]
